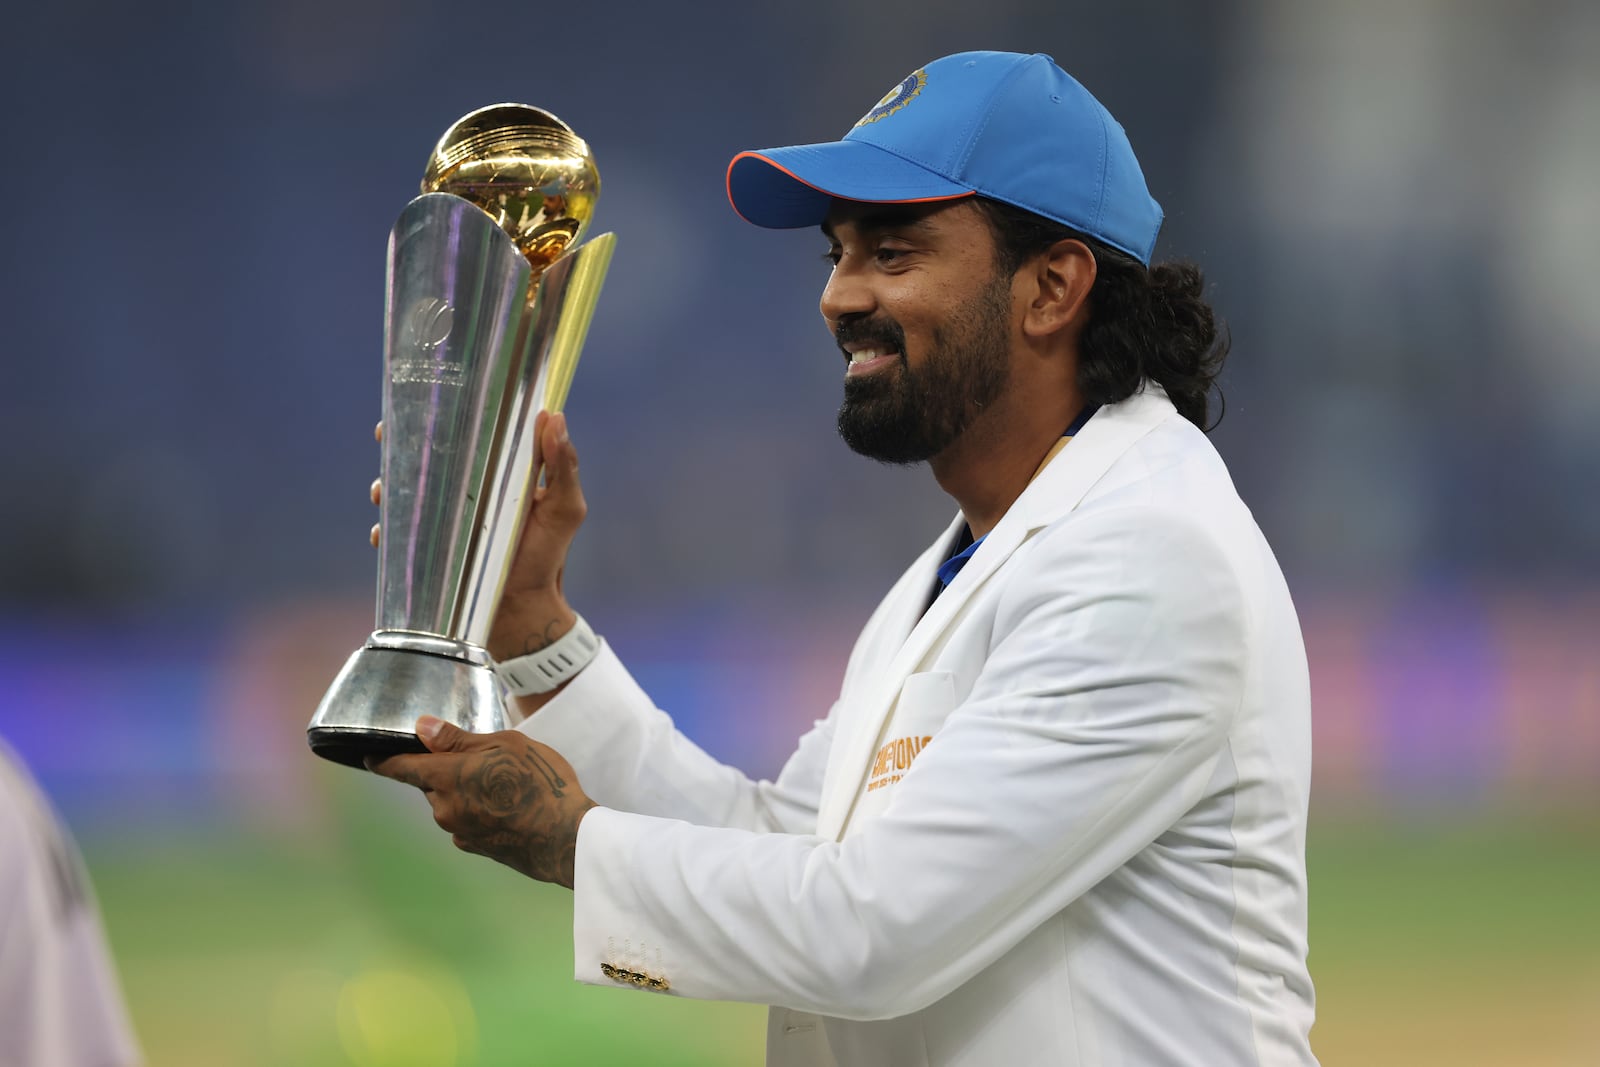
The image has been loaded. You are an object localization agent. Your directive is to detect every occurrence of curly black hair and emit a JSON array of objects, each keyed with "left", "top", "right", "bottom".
[{"left": 974, "top": 198, "right": 1228, "bottom": 430}]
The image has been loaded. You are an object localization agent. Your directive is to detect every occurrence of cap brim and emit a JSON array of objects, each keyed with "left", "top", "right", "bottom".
[{"left": 727, "top": 141, "right": 975, "bottom": 229}]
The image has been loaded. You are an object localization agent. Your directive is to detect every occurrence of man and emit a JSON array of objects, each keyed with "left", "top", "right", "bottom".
[
  {"left": 372, "top": 51, "right": 1318, "bottom": 1066},
  {"left": 0, "top": 739, "right": 142, "bottom": 1067}
]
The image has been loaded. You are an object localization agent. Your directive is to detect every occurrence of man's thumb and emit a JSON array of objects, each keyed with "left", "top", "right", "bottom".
[{"left": 416, "top": 715, "right": 468, "bottom": 752}]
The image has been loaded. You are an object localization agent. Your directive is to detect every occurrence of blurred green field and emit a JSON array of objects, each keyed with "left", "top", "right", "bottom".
[{"left": 86, "top": 788, "right": 1600, "bottom": 1067}]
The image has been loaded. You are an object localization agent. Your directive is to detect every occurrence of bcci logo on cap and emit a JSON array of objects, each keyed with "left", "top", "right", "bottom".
[{"left": 854, "top": 68, "right": 927, "bottom": 127}]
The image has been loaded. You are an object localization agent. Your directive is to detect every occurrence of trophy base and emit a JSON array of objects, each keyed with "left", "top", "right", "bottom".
[
  {"left": 306, "top": 633, "right": 508, "bottom": 770},
  {"left": 307, "top": 725, "right": 429, "bottom": 769}
]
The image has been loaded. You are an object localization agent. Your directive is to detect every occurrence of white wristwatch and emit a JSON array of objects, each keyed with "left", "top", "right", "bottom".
[{"left": 492, "top": 614, "right": 600, "bottom": 695}]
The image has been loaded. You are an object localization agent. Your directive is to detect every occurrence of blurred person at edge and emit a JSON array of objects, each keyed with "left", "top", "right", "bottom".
[
  {"left": 0, "top": 740, "right": 141, "bottom": 1066},
  {"left": 370, "top": 52, "right": 1318, "bottom": 1067}
]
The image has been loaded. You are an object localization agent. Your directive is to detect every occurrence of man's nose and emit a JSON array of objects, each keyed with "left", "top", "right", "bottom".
[{"left": 819, "top": 261, "right": 875, "bottom": 326}]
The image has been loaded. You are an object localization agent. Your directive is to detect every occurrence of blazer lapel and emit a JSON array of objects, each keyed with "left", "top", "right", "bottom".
[
  {"left": 814, "top": 517, "right": 962, "bottom": 836},
  {"left": 815, "top": 386, "right": 1178, "bottom": 840}
]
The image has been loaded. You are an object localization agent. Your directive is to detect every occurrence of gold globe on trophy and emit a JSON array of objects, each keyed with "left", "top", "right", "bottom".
[{"left": 422, "top": 104, "right": 601, "bottom": 273}]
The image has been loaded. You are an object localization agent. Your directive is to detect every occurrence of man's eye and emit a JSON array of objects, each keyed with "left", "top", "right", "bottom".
[
  {"left": 875, "top": 246, "right": 908, "bottom": 263},
  {"left": 822, "top": 249, "right": 841, "bottom": 267}
]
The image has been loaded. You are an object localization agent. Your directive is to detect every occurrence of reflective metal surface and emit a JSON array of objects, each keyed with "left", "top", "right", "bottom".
[
  {"left": 307, "top": 632, "right": 504, "bottom": 769},
  {"left": 456, "top": 231, "right": 615, "bottom": 641},
  {"left": 366, "top": 629, "right": 493, "bottom": 665},
  {"left": 308, "top": 104, "right": 614, "bottom": 767},
  {"left": 375, "top": 193, "right": 533, "bottom": 638},
  {"left": 422, "top": 104, "right": 598, "bottom": 271}
]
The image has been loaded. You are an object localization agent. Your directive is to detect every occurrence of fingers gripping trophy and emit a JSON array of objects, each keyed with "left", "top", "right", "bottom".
[{"left": 307, "top": 105, "right": 615, "bottom": 768}]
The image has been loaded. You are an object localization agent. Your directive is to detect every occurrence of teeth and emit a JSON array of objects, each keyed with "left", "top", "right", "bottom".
[{"left": 851, "top": 348, "right": 882, "bottom": 363}]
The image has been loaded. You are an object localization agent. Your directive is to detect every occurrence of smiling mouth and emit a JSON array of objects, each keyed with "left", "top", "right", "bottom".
[
  {"left": 846, "top": 345, "right": 899, "bottom": 365},
  {"left": 843, "top": 346, "right": 901, "bottom": 378}
]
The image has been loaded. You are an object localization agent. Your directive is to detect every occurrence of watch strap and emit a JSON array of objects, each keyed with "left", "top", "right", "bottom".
[{"left": 493, "top": 614, "right": 600, "bottom": 695}]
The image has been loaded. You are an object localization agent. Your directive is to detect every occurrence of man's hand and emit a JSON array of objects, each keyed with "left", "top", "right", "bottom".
[
  {"left": 367, "top": 716, "right": 596, "bottom": 889},
  {"left": 499, "top": 410, "right": 586, "bottom": 598},
  {"left": 486, "top": 409, "right": 587, "bottom": 664}
]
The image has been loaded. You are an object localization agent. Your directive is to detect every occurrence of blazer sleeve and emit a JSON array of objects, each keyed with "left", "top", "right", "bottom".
[
  {"left": 566, "top": 504, "right": 1249, "bottom": 1019},
  {"left": 516, "top": 641, "right": 833, "bottom": 835}
]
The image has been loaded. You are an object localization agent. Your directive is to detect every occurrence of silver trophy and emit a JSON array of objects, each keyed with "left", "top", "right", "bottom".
[{"left": 307, "top": 104, "right": 615, "bottom": 768}]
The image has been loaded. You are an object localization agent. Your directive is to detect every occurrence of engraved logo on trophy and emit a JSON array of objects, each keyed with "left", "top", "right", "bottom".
[
  {"left": 406, "top": 296, "right": 454, "bottom": 351},
  {"left": 307, "top": 104, "right": 617, "bottom": 769},
  {"left": 391, "top": 297, "right": 463, "bottom": 386}
]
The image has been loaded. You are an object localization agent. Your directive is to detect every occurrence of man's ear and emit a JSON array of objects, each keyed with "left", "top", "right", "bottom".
[{"left": 1021, "top": 238, "right": 1096, "bottom": 339}]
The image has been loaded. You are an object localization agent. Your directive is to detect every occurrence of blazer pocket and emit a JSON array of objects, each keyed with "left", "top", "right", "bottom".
[{"left": 848, "top": 671, "right": 959, "bottom": 830}]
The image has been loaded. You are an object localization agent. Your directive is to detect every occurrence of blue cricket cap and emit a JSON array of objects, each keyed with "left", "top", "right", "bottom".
[{"left": 726, "top": 51, "right": 1163, "bottom": 265}]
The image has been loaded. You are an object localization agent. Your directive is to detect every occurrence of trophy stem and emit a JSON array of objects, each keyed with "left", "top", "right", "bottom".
[{"left": 448, "top": 232, "right": 617, "bottom": 646}]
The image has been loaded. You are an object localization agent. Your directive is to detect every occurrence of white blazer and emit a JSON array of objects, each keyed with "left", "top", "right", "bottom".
[{"left": 520, "top": 386, "right": 1319, "bottom": 1066}]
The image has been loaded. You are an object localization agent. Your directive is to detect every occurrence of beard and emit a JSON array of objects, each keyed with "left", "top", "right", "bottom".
[{"left": 835, "top": 272, "right": 1013, "bottom": 466}]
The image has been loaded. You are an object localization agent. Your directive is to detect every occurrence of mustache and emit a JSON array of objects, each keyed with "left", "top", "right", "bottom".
[{"left": 834, "top": 316, "right": 906, "bottom": 357}]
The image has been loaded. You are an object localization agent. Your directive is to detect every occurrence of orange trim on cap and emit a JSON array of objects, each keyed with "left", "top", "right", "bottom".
[{"left": 725, "top": 150, "right": 975, "bottom": 224}]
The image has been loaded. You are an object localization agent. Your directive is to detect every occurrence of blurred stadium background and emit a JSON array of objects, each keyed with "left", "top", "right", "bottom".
[{"left": 3, "top": 0, "right": 1598, "bottom": 1063}]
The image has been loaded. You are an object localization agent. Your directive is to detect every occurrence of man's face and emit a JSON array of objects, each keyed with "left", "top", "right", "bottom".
[{"left": 820, "top": 200, "right": 1016, "bottom": 465}]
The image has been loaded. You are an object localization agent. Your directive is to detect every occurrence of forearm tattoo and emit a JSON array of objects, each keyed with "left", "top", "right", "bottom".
[{"left": 521, "top": 617, "right": 566, "bottom": 655}]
